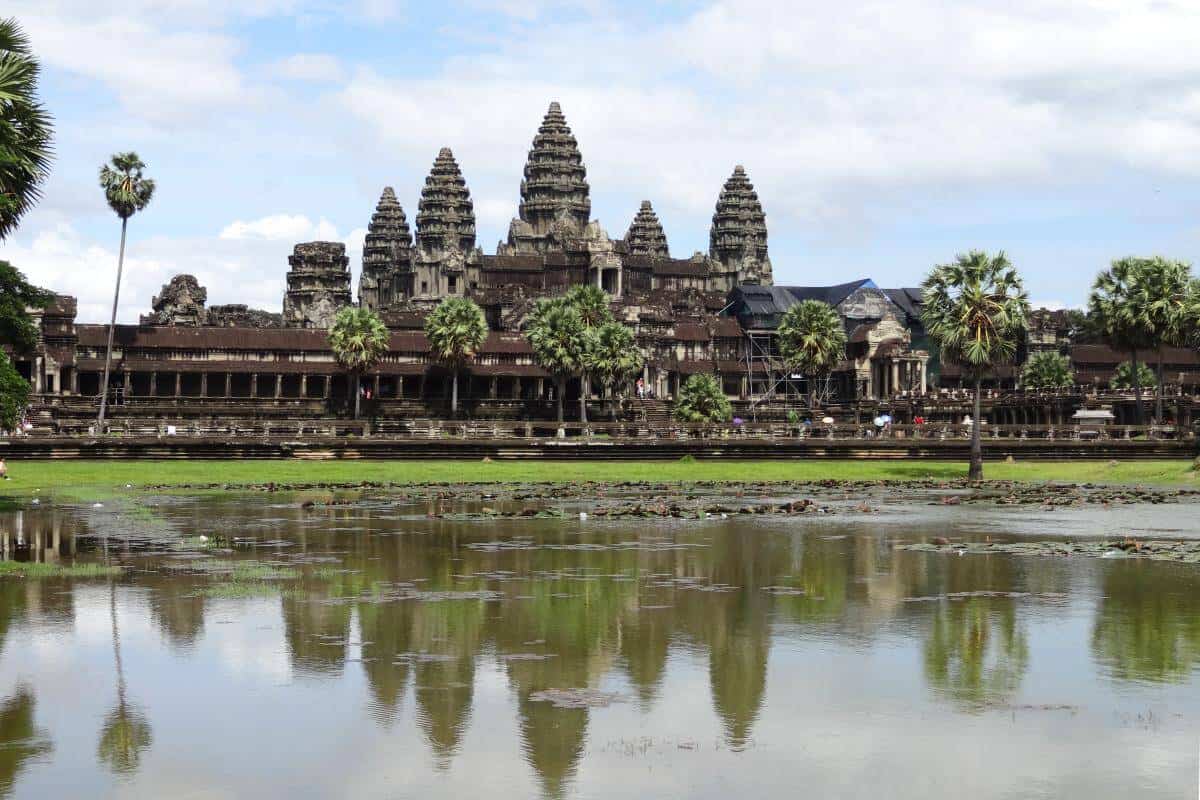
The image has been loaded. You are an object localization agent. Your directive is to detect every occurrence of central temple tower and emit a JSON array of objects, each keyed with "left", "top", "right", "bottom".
[{"left": 502, "top": 101, "right": 591, "bottom": 255}]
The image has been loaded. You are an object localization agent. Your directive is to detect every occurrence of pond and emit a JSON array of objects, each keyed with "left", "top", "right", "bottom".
[{"left": 1, "top": 482, "right": 1199, "bottom": 798}]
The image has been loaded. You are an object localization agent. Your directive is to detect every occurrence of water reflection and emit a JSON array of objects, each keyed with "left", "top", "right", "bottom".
[
  {"left": 97, "top": 582, "right": 152, "bottom": 776},
  {"left": 0, "top": 687, "right": 52, "bottom": 796},
  {"left": 0, "top": 498, "right": 1198, "bottom": 798},
  {"left": 1091, "top": 562, "right": 1200, "bottom": 683}
]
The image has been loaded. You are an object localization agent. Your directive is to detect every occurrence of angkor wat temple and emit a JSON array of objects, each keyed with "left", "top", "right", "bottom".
[{"left": 12, "top": 102, "right": 1200, "bottom": 430}]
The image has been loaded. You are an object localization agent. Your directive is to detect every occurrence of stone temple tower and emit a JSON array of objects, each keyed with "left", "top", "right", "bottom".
[
  {"left": 623, "top": 201, "right": 670, "bottom": 260},
  {"left": 359, "top": 186, "right": 413, "bottom": 311},
  {"left": 709, "top": 165, "right": 773, "bottom": 286},
  {"left": 503, "top": 101, "right": 591, "bottom": 254},
  {"left": 414, "top": 148, "right": 476, "bottom": 300},
  {"left": 282, "top": 242, "right": 352, "bottom": 328}
]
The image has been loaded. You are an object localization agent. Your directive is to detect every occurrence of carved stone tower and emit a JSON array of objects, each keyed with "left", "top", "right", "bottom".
[
  {"left": 282, "top": 242, "right": 352, "bottom": 328},
  {"left": 623, "top": 201, "right": 669, "bottom": 260},
  {"left": 709, "top": 165, "right": 773, "bottom": 286},
  {"left": 414, "top": 148, "right": 477, "bottom": 300},
  {"left": 504, "top": 101, "right": 590, "bottom": 254},
  {"left": 415, "top": 148, "right": 476, "bottom": 258},
  {"left": 359, "top": 186, "right": 413, "bottom": 311}
]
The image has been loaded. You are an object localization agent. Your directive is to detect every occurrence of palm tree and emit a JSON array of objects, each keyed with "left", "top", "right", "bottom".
[
  {"left": 424, "top": 297, "right": 488, "bottom": 418},
  {"left": 1133, "top": 257, "right": 1195, "bottom": 422},
  {"left": 673, "top": 373, "right": 733, "bottom": 423},
  {"left": 1021, "top": 352, "right": 1073, "bottom": 390},
  {"left": 0, "top": 18, "right": 54, "bottom": 240},
  {"left": 564, "top": 285, "right": 612, "bottom": 425},
  {"left": 921, "top": 250, "right": 1029, "bottom": 480},
  {"left": 1088, "top": 258, "right": 1156, "bottom": 426},
  {"left": 526, "top": 298, "right": 585, "bottom": 425},
  {"left": 587, "top": 322, "right": 642, "bottom": 420},
  {"left": 776, "top": 299, "right": 847, "bottom": 412},
  {"left": 96, "top": 153, "right": 154, "bottom": 432},
  {"left": 329, "top": 306, "right": 389, "bottom": 419}
]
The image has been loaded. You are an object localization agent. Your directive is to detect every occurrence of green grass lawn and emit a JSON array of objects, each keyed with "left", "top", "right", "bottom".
[{"left": 0, "top": 458, "right": 1195, "bottom": 500}]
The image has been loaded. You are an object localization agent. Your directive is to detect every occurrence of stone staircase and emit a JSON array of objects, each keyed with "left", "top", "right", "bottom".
[{"left": 635, "top": 398, "right": 671, "bottom": 425}]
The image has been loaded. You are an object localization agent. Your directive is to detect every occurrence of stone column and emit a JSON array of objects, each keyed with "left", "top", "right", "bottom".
[
  {"left": 490, "top": 377, "right": 498, "bottom": 399},
  {"left": 274, "top": 374, "right": 282, "bottom": 399},
  {"left": 891, "top": 361, "right": 899, "bottom": 397},
  {"left": 920, "top": 361, "right": 927, "bottom": 395},
  {"left": 200, "top": 372, "right": 208, "bottom": 398},
  {"left": 616, "top": 266, "right": 623, "bottom": 299},
  {"left": 324, "top": 375, "right": 332, "bottom": 399},
  {"left": 251, "top": 374, "right": 259, "bottom": 398},
  {"left": 300, "top": 374, "right": 308, "bottom": 398},
  {"left": 150, "top": 371, "right": 158, "bottom": 397},
  {"left": 224, "top": 373, "right": 232, "bottom": 398},
  {"left": 123, "top": 371, "right": 132, "bottom": 398},
  {"left": 174, "top": 372, "right": 181, "bottom": 397}
]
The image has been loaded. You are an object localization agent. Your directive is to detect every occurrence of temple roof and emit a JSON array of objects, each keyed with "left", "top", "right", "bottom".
[
  {"left": 364, "top": 186, "right": 412, "bottom": 256},
  {"left": 624, "top": 201, "right": 669, "bottom": 259},
  {"left": 416, "top": 148, "right": 476, "bottom": 255}
]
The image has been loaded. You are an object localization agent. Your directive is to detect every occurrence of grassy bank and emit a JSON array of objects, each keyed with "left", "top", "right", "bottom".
[{"left": 0, "top": 458, "right": 1194, "bottom": 500}]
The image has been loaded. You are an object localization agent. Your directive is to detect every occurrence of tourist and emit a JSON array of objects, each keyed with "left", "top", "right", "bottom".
[
  {"left": 0, "top": 458, "right": 7, "bottom": 480},
  {"left": 636, "top": 377, "right": 644, "bottom": 399}
]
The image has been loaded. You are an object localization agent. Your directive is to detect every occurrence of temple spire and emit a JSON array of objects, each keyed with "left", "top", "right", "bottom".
[
  {"left": 624, "top": 200, "right": 669, "bottom": 260},
  {"left": 415, "top": 148, "right": 476, "bottom": 258},
  {"left": 507, "top": 101, "right": 590, "bottom": 253},
  {"left": 359, "top": 186, "right": 413, "bottom": 310},
  {"left": 709, "top": 165, "right": 772, "bottom": 285}
]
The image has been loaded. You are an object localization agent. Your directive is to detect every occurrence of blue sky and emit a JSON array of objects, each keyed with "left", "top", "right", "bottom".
[{"left": 3, "top": 0, "right": 1200, "bottom": 322}]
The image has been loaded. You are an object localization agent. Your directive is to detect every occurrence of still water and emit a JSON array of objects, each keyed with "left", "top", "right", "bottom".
[{"left": 1, "top": 486, "right": 1199, "bottom": 799}]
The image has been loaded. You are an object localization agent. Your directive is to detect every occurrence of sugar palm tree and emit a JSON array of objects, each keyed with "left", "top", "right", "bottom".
[
  {"left": 1089, "top": 258, "right": 1156, "bottom": 426},
  {"left": 776, "top": 299, "right": 847, "bottom": 411},
  {"left": 1021, "top": 351, "right": 1073, "bottom": 390},
  {"left": 921, "top": 251, "right": 1029, "bottom": 480},
  {"left": 587, "top": 321, "right": 642, "bottom": 420},
  {"left": 96, "top": 153, "right": 154, "bottom": 432},
  {"left": 526, "top": 297, "right": 585, "bottom": 424},
  {"left": 564, "top": 284, "right": 612, "bottom": 425},
  {"left": 424, "top": 297, "right": 487, "bottom": 418},
  {"left": 329, "top": 306, "right": 389, "bottom": 419},
  {"left": 673, "top": 373, "right": 733, "bottom": 423},
  {"left": 1133, "top": 257, "right": 1195, "bottom": 422},
  {"left": 0, "top": 18, "right": 54, "bottom": 240}
]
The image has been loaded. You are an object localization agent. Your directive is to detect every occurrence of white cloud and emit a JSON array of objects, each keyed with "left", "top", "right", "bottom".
[
  {"left": 220, "top": 214, "right": 340, "bottom": 242},
  {"left": 271, "top": 53, "right": 346, "bottom": 83}
]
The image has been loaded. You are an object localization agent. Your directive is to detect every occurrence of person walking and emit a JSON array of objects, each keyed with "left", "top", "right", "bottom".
[{"left": 0, "top": 458, "right": 8, "bottom": 480}]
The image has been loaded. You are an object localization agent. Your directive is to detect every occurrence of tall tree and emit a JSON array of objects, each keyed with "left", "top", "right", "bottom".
[
  {"left": 526, "top": 298, "right": 585, "bottom": 425},
  {"left": 586, "top": 321, "right": 642, "bottom": 420},
  {"left": 96, "top": 153, "right": 154, "bottom": 432},
  {"left": 424, "top": 297, "right": 488, "bottom": 418},
  {"left": 1021, "top": 351, "right": 1073, "bottom": 390},
  {"left": 329, "top": 306, "right": 389, "bottom": 419},
  {"left": 1088, "top": 257, "right": 1156, "bottom": 426},
  {"left": 776, "top": 299, "right": 847, "bottom": 411},
  {"left": 564, "top": 284, "right": 612, "bottom": 425},
  {"left": 1133, "top": 257, "right": 1196, "bottom": 422},
  {"left": 921, "top": 250, "right": 1029, "bottom": 480},
  {"left": 0, "top": 352, "right": 28, "bottom": 432},
  {"left": 0, "top": 18, "right": 54, "bottom": 240}
]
